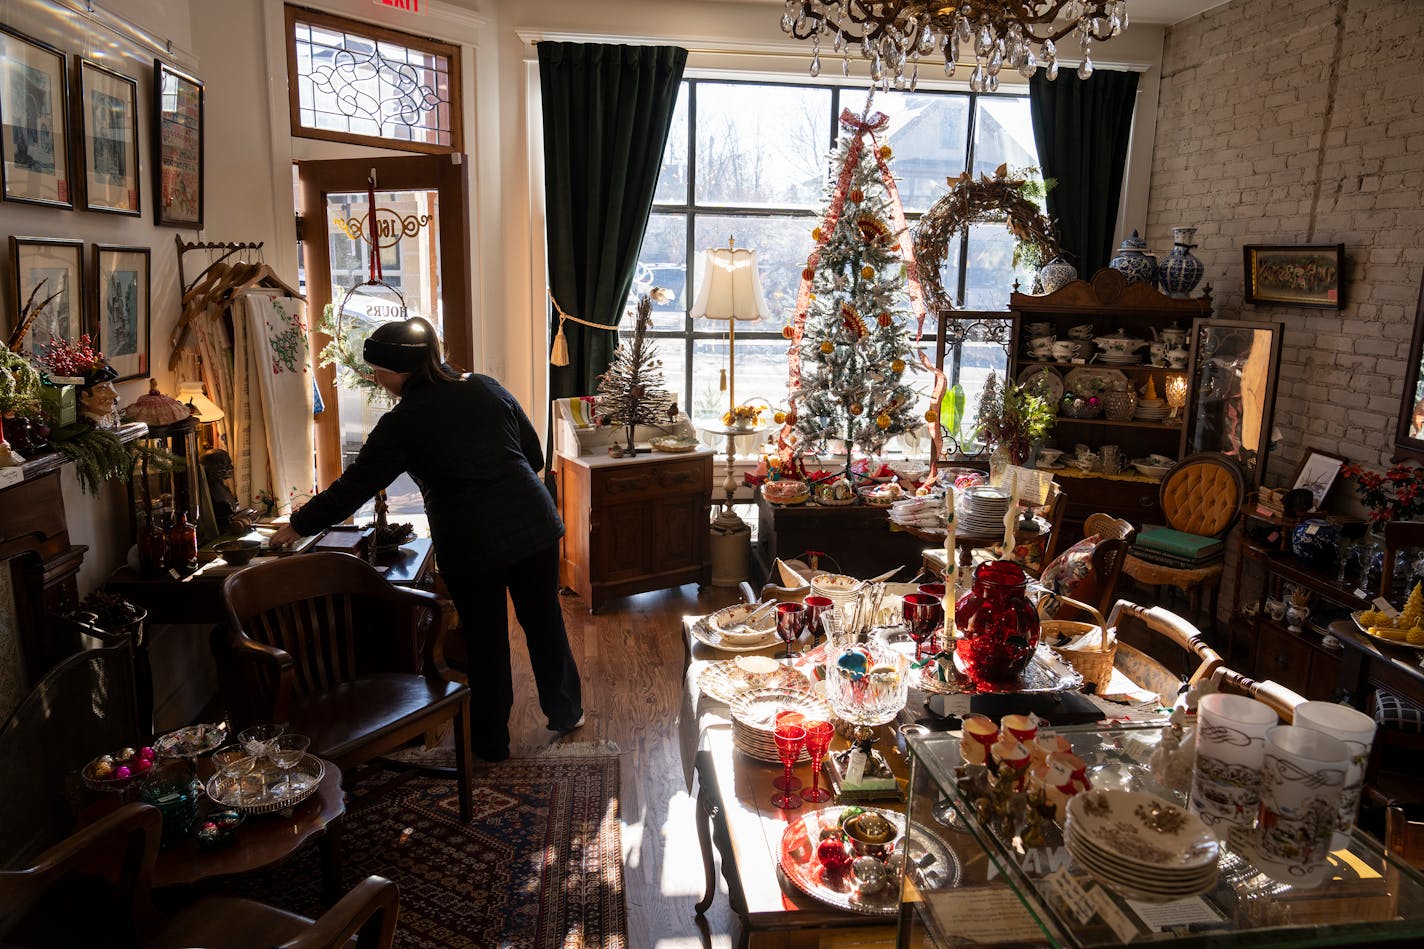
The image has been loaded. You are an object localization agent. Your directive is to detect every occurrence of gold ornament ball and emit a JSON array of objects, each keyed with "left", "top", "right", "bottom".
[
  {"left": 876, "top": 312, "right": 892, "bottom": 328},
  {"left": 849, "top": 188, "right": 864, "bottom": 203},
  {"left": 849, "top": 402, "right": 864, "bottom": 416},
  {"left": 773, "top": 411, "right": 786, "bottom": 424},
  {"left": 880, "top": 145, "right": 893, "bottom": 159},
  {"left": 860, "top": 265, "right": 875, "bottom": 280},
  {"left": 924, "top": 409, "right": 938, "bottom": 422},
  {"left": 802, "top": 267, "right": 816, "bottom": 281},
  {"left": 876, "top": 413, "right": 892, "bottom": 430},
  {"left": 891, "top": 358, "right": 905, "bottom": 373},
  {"left": 820, "top": 340, "right": 835, "bottom": 355},
  {"left": 811, "top": 227, "right": 823, "bottom": 241}
]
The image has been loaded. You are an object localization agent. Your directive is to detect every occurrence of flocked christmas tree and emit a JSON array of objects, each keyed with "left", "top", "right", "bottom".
[
  {"left": 596, "top": 290, "right": 674, "bottom": 453},
  {"left": 786, "top": 117, "right": 919, "bottom": 473}
]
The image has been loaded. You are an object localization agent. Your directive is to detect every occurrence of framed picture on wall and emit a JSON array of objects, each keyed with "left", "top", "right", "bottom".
[
  {"left": 1243, "top": 243, "right": 1345, "bottom": 309},
  {"left": 1290, "top": 448, "right": 1347, "bottom": 511},
  {"left": 9, "top": 236, "right": 85, "bottom": 353},
  {"left": 93, "top": 245, "right": 149, "bottom": 380},
  {"left": 153, "top": 60, "right": 202, "bottom": 228},
  {"left": 0, "top": 26, "right": 73, "bottom": 208},
  {"left": 76, "top": 59, "right": 140, "bottom": 216}
]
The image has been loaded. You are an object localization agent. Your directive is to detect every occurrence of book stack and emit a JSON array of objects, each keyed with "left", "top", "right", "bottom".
[{"left": 1131, "top": 525, "right": 1224, "bottom": 569}]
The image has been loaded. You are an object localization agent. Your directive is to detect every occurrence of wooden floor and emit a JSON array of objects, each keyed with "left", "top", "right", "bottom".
[{"left": 504, "top": 582, "right": 744, "bottom": 949}]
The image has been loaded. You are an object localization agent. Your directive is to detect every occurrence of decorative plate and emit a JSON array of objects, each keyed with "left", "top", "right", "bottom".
[
  {"left": 810, "top": 574, "right": 863, "bottom": 596},
  {"left": 858, "top": 484, "right": 905, "bottom": 506},
  {"left": 1065, "top": 788, "right": 1220, "bottom": 870},
  {"left": 709, "top": 602, "right": 778, "bottom": 641},
  {"left": 779, "top": 806, "right": 961, "bottom": 916},
  {"left": 697, "top": 660, "right": 811, "bottom": 705},
  {"left": 650, "top": 435, "right": 698, "bottom": 453},
  {"left": 205, "top": 753, "right": 325, "bottom": 815},
  {"left": 1063, "top": 366, "right": 1129, "bottom": 396},
  {"left": 914, "top": 646, "right": 1085, "bottom": 696},
  {"left": 153, "top": 722, "right": 229, "bottom": 759},
  {"left": 1350, "top": 611, "right": 1424, "bottom": 651},
  {"left": 689, "top": 616, "right": 780, "bottom": 653},
  {"left": 1016, "top": 365, "right": 1065, "bottom": 404},
  {"left": 729, "top": 686, "right": 834, "bottom": 731}
]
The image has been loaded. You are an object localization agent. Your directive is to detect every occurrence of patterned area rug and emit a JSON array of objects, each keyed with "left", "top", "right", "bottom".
[{"left": 227, "top": 753, "right": 626, "bottom": 949}]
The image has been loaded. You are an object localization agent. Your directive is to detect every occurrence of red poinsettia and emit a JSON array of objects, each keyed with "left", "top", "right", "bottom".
[{"left": 1342, "top": 462, "right": 1424, "bottom": 525}]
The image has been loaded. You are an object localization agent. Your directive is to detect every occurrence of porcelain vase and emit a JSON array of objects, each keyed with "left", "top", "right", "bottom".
[
  {"left": 1159, "top": 226, "right": 1205, "bottom": 299},
  {"left": 1109, "top": 230, "right": 1157, "bottom": 286},
  {"left": 1037, "top": 257, "right": 1078, "bottom": 295}
]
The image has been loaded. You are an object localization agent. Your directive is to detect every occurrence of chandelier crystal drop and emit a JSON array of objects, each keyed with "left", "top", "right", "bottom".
[{"left": 780, "top": 1, "right": 1129, "bottom": 89}]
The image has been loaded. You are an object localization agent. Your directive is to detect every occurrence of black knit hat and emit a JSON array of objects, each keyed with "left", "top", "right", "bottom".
[{"left": 363, "top": 318, "right": 433, "bottom": 373}]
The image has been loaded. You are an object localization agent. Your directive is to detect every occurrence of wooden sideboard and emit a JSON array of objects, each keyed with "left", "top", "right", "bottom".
[
  {"left": 555, "top": 448, "right": 713, "bottom": 613},
  {"left": 754, "top": 493, "right": 927, "bottom": 583}
]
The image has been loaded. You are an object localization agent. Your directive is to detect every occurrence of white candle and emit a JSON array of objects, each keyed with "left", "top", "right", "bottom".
[
  {"left": 945, "top": 484, "right": 956, "bottom": 650},
  {"left": 1003, "top": 467, "right": 1020, "bottom": 553}
]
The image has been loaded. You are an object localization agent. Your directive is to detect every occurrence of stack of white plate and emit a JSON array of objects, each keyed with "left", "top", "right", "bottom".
[
  {"left": 810, "top": 573, "right": 864, "bottom": 615},
  {"left": 959, "top": 485, "right": 1012, "bottom": 535},
  {"left": 1098, "top": 352, "right": 1143, "bottom": 364},
  {"left": 1135, "top": 399, "right": 1168, "bottom": 421},
  {"left": 1064, "top": 789, "right": 1221, "bottom": 901},
  {"left": 728, "top": 687, "right": 834, "bottom": 763}
]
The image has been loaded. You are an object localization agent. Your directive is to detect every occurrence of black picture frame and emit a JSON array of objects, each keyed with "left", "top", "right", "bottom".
[
  {"left": 0, "top": 25, "right": 73, "bottom": 208},
  {"left": 1243, "top": 243, "right": 1345, "bottom": 309},
  {"left": 153, "top": 60, "right": 202, "bottom": 228},
  {"left": 1393, "top": 272, "right": 1424, "bottom": 462},
  {"left": 93, "top": 244, "right": 150, "bottom": 381},
  {"left": 76, "top": 58, "right": 141, "bottom": 216},
  {"left": 9, "top": 236, "right": 86, "bottom": 354},
  {"left": 1290, "top": 447, "right": 1347, "bottom": 511}
]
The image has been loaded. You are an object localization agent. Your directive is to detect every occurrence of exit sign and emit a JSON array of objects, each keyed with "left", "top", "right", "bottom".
[{"left": 375, "top": 0, "right": 423, "bottom": 12}]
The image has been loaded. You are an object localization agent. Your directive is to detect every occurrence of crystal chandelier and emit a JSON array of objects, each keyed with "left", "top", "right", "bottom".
[{"left": 780, "top": 1, "right": 1129, "bottom": 92}]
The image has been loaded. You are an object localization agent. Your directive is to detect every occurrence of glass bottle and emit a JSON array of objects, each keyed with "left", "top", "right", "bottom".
[
  {"left": 138, "top": 508, "right": 168, "bottom": 578},
  {"left": 166, "top": 510, "right": 198, "bottom": 572},
  {"left": 954, "top": 560, "right": 1041, "bottom": 684}
]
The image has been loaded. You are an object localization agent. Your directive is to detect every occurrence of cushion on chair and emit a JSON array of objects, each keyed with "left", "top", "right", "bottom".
[
  {"left": 1039, "top": 535, "right": 1102, "bottom": 619},
  {"left": 1375, "top": 689, "right": 1424, "bottom": 734},
  {"left": 1162, "top": 462, "right": 1240, "bottom": 536},
  {"left": 286, "top": 673, "right": 467, "bottom": 767}
]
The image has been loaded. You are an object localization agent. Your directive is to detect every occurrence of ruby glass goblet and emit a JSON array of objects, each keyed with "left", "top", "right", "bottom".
[
  {"left": 773, "top": 709, "right": 805, "bottom": 790},
  {"left": 799, "top": 720, "right": 835, "bottom": 803},
  {"left": 771, "top": 723, "right": 807, "bottom": 809},
  {"left": 902, "top": 592, "right": 943, "bottom": 660},
  {"left": 775, "top": 602, "right": 807, "bottom": 662},
  {"left": 802, "top": 596, "right": 833, "bottom": 644}
]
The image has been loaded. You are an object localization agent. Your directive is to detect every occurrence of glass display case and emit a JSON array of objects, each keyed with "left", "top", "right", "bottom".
[{"left": 899, "top": 724, "right": 1424, "bottom": 947}]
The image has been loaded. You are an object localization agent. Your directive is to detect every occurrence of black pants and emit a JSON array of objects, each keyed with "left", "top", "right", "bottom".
[{"left": 441, "top": 541, "right": 582, "bottom": 757}]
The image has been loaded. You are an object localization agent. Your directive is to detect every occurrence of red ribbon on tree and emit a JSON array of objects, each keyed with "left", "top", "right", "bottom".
[{"left": 778, "top": 108, "right": 930, "bottom": 465}]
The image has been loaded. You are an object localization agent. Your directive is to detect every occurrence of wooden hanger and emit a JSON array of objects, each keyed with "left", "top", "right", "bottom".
[{"left": 230, "top": 262, "right": 305, "bottom": 301}]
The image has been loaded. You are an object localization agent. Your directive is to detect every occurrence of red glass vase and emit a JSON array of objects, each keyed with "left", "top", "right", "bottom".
[
  {"left": 139, "top": 512, "right": 168, "bottom": 578},
  {"left": 954, "top": 560, "right": 1040, "bottom": 683},
  {"left": 166, "top": 511, "right": 198, "bottom": 572}
]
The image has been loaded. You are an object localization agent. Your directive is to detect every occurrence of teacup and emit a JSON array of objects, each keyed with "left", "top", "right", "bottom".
[
  {"left": 1069, "top": 456, "right": 1097, "bottom": 472},
  {"left": 1028, "top": 335, "right": 1055, "bottom": 357},
  {"left": 1068, "top": 324, "right": 1094, "bottom": 340},
  {"left": 1025, "top": 322, "right": 1052, "bottom": 338},
  {"left": 1038, "top": 448, "right": 1064, "bottom": 466},
  {"left": 1265, "top": 597, "right": 1287, "bottom": 621},
  {"left": 1147, "top": 453, "right": 1173, "bottom": 466},
  {"left": 1051, "top": 341, "right": 1077, "bottom": 362},
  {"left": 1149, "top": 342, "right": 1167, "bottom": 365},
  {"left": 1167, "top": 347, "right": 1190, "bottom": 368}
]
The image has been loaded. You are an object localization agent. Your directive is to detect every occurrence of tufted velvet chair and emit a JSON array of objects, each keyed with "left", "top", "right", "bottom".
[{"left": 1121, "top": 453, "right": 1245, "bottom": 630}]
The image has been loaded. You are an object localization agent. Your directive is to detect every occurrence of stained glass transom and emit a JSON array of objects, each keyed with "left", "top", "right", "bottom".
[{"left": 290, "top": 11, "right": 456, "bottom": 150}]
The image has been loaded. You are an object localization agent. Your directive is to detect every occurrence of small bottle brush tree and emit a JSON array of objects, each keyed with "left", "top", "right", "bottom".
[
  {"left": 788, "top": 128, "right": 918, "bottom": 476},
  {"left": 596, "top": 290, "right": 674, "bottom": 454}
]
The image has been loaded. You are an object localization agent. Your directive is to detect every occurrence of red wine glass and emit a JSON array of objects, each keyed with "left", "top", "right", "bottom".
[
  {"left": 773, "top": 710, "right": 805, "bottom": 790},
  {"left": 771, "top": 722, "right": 807, "bottom": 809},
  {"left": 799, "top": 720, "right": 835, "bottom": 803},
  {"left": 902, "top": 592, "right": 944, "bottom": 659},
  {"left": 803, "top": 596, "right": 833, "bottom": 644},
  {"left": 775, "top": 602, "right": 807, "bottom": 662}
]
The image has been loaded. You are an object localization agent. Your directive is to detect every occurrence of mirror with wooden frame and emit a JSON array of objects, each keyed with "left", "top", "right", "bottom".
[
  {"left": 1393, "top": 272, "right": 1424, "bottom": 461},
  {"left": 1187, "top": 318, "right": 1285, "bottom": 488}
]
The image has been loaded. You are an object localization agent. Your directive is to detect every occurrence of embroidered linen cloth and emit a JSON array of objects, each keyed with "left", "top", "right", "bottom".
[{"left": 242, "top": 290, "right": 314, "bottom": 512}]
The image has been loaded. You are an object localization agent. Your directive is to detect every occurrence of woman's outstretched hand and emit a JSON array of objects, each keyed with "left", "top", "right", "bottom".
[{"left": 269, "top": 523, "right": 303, "bottom": 549}]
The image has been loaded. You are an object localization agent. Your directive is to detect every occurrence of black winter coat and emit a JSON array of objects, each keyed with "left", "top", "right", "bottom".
[{"left": 290, "top": 373, "right": 562, "bottom": 572}]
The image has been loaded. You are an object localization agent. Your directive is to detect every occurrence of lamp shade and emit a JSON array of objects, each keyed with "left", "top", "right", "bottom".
[
  {"left": 178, "top": 382, "right": 225, "bottom": 423},
  {"left": 689, "top": 247, "right": 772, "bottom": 323}
]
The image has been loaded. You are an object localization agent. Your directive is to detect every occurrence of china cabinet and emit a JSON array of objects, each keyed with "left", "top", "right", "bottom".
[{"left": 1009, "top": 270, "right": 1212, "bottom": 527}]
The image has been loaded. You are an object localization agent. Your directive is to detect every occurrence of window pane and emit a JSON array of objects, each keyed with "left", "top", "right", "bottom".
[
  {"left": 973, "top": 96, "right": 1037, "bottom": 177},
  {"left": 963, "top": 222, "right": 1035, "bottom": 311},
  {"left": 629, "top": 213, "right": 687, "bottom": 332},
  {"left": 692, "top": 338, "right": 790, "bottom": 420},
  {"left": 654, "top": 83, "right": 689, "bottom": 205},
  {"left": 876, "top": 91, "right": 972, "bottom": 213},
  {"left": 692, "top": 214, "right": 814, "bottom": 332},
  {"left": 640, "top": 337, "right": 687, "bottom": 417},
  {"left": 931, "top": 228, "right": 965, "bottom": 310},
  {"left": 695, "top": 83, "right": 831, "bottom": 209}
]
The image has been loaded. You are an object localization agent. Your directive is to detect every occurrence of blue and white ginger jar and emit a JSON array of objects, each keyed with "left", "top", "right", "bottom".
[
  {"left": 1037, "top": 257, "right": 1078, "bottom": 295},
  {"left": 1109, "top": 229, "right": 1157, "bottom": 286}
]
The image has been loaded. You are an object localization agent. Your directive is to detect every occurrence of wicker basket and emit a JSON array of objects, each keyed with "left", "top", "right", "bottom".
[{"left": 1038, "top": 592, "right": 1114, "bottom": 691}]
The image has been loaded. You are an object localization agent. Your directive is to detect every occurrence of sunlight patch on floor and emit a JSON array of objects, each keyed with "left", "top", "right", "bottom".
[{"left": 658, "top": 788, "right": 707, "bottom": 897}]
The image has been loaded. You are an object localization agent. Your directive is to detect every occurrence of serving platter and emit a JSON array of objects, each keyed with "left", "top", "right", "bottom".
[
  {"left": 1350, "top": 611, "right": 1424, "bottom": 651},
  {"left": 912, "top": 646, "right": 1085, "bottom": 696},
  {"left": 153, "top": 722, "right": 228, "bottom": 759},
  {"left": 205, "top": 753, "right": 325, "bottom": 815},
  {"left": 778, "top": 806, "right": 961, "bottom": 915},
  {"left": 1063, "top": 366, "right": 1129, "bottom": 396},
  {"left": 689, "top": 616, "right": 781, "bottom": 653},
  {"left": 1016, "top": 365, "right": 1065, "bottom": 404},
  {"left": 697, "top": 659, "right": 810, "bottom": 705}
]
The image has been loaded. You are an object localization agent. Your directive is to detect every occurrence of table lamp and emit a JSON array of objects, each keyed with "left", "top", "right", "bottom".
[{"left": 690, "top": 238, "right": 772, "bottom": 534}]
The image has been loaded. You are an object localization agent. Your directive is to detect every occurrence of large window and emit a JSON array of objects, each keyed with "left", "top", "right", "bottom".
[{"left": 630, "top": 79, "right": 1037, "bottom": 434}]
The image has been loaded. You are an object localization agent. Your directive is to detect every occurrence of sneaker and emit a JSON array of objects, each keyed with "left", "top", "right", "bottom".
[{"left": 548, "top": 712, "right": 586, "bottom": 736}]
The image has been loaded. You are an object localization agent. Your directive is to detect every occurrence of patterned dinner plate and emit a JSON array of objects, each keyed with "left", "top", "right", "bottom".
[
  {"left": 729, "top": 687, "right": 834, "bottom": 730},
  {"left": 689, "top": 616, "right": 780, "bottom": 653},
  {"left": 1066, "top": 788, "right": 1220, "bottom": 871},
  {"left": 697, "top": 660, "right": 811, "bottom": 706}
]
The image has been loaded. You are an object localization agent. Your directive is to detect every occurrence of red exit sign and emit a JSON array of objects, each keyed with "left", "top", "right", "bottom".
[{"left": 375, "top": 0, "right": 423, "bottom": 12}]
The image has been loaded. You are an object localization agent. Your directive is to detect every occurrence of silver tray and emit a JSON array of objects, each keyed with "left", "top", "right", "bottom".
[
  {"left": 778, "top": 806, "right": 961, "bottom": 915},
  {"left": 914, "top": 645, "right": 1084, "bottom": 696},
  {"left": 205, "top": 752, "right": 324, "bottom": 815}
]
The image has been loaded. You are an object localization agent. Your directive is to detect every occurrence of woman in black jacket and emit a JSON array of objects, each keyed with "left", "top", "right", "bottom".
[{"left": 270, "top": 318, "right": 583, "bottom": 761}]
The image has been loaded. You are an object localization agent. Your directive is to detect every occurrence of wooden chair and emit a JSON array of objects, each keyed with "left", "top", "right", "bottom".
[
  {"left": 1044, "top": 513, "right": 1135, "bottom": 623},
  {"left": 1103, "top": 599, "right": 1223, "bottom": 702},
  {"left": 1121, "top": 452, "right": 1245, "bottom": 629},
  {"left": 0, "top": 641, "right": 139, "bottom": 868},
  {"left": 1385, "top": 805, "right": 1424, "bottom": 869},
  {"left": 218, "top": 552, "right": 473, "bottom": 822},
  {"left": 0, "top": 803, "right": 399, "bottom": 948},
  {"left": 1381, "top": 521, "right": 1424, "bottom": 596},
  {"left": 1208, "top": 665, "right": 1305, "bottom": 722}
]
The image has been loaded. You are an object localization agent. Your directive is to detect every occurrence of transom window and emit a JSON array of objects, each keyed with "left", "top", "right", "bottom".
[
  {"left": 285, "top": 5, "right": 461, "bottom": 153},
  {"left": 630, "top": 79, "right": 1038, "bottom": 433}
]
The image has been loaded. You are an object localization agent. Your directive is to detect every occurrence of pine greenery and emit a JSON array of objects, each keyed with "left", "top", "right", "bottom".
[{"left": 596, "top": 293, "right": 674, "bottom": 451}]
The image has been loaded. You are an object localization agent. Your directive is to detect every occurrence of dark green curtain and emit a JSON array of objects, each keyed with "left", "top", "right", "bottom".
[
  {"left": 1028, "top": 69, "right": 1140, "bottom": 278},
  {"left": 538, "top": 42, "right": 687, "bottom": 409}
]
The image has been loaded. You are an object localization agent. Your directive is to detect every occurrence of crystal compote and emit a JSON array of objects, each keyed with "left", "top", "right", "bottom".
[
  {"left": 269, "top": 734, "right": 311, "bottom": 797},
  {"left": 823, "top": 640, "right": 908, "bottom": 784}
]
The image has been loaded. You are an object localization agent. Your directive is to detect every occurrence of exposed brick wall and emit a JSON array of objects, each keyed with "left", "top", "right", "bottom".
[{"left": 1146, "top": 0, "right": 1424, "bottom": 620}]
